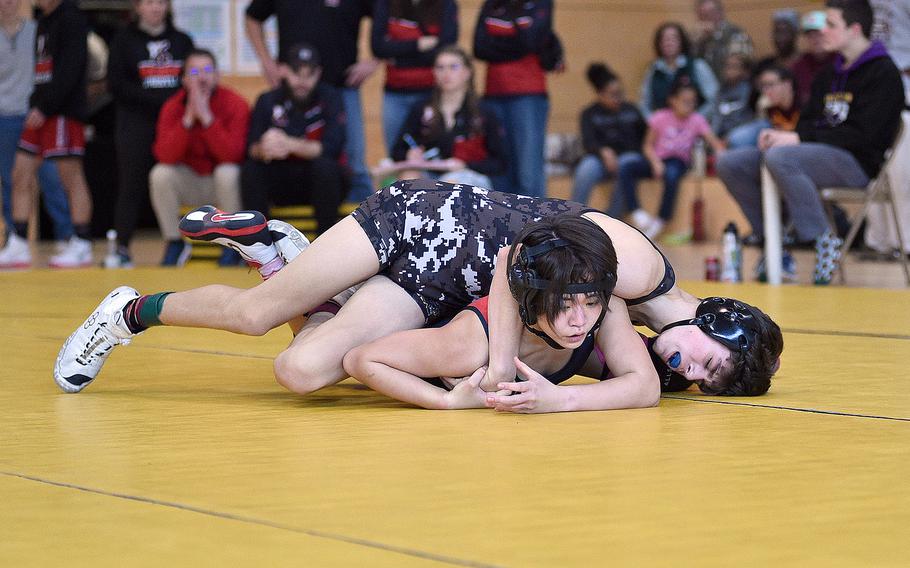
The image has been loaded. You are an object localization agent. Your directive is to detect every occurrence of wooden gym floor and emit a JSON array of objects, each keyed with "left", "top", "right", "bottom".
[{"left": 1, "top": 257, "right": 909, "bottom": 566}]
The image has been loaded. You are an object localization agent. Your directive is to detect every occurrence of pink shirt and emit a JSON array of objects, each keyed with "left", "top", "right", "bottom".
[{"left": 648, "top": 109, "right": 711, "bottom": 164}]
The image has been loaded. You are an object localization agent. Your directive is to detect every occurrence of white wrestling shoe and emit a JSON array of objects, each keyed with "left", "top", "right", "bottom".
[
  {"left": 54, "top": 286, "right": 140, "bottom": 393},
  {"left": 267, "top": 219, "right": 309, "bottom": 265}
]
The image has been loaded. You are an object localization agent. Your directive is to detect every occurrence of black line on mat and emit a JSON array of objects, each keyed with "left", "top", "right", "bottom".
[
  {"left": 662, "top": 396, "right": 910, "bottom": 422},
  {"left": 0, "top": 471, "right": 503, "bottom": 568},
  {"left": 782, "top": 328, "right": 910, "bottom": 341}
]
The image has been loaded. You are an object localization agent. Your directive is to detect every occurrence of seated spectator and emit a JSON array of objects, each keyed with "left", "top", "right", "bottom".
[
  {"left": 611, "top": 81, "right": 725, "bottom": 239},
  {"left": 150, "top": 48, "right": 249, "bottom": 266},
  {"left": 241, "top": 44, "right": 348, "bottom": 237},
  {"left": 754, "top": 10, "right": 801, "bottom": 73},
  {"left": 390, "top": 46, "right": 507, "bottom": 189},
  {"left": 726, "top": 65, "right": 800, "bottom": 149},
  {"left": 371, "top": 0, "right": 459, "bottom": 155},
  {"left": 570, "top": 63, "right": 646, "bottom": 207},
  {"left": 707, "top": 53, "right": 754, "bottom": 141},
  {"left": 791, "top": 10, "right": 837, "bottom": 107},
  {"left": 717, "top": 0, "right": 903, "bottom": 285},
  {"left": 640, "top": 22, "right": 718, "bottom": 119},
  {"left": 693, "top": 0, "right": 754, "bottom": 79}
]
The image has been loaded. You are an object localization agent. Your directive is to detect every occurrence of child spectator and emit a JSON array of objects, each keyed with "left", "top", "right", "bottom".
[
  {"left": 570, "top": 63, "right": 646, "bottom": 209},
  {"left": 614, "top": 82, "right": 725, "bottom": 239}
]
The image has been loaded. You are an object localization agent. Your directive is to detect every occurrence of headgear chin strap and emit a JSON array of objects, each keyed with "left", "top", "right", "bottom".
[
  {"left": 507, "top": 238, "right": 616, "bottom": 349},
  {"left": 660, "top": 297, "right": 760, "bottom": 352}
]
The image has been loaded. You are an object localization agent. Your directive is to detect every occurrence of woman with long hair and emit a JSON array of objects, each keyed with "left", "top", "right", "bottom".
[{"left": 639, "top": 22, "right": 718, "bottom": 118}]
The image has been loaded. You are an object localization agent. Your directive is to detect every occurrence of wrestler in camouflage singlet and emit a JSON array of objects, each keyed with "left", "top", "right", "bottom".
[{"left": 352, "top": 179, "right": 596, "bottom": 323}]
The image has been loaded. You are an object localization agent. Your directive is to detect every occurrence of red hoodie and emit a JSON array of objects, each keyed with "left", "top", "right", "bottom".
[{"left": 153, "top": 86, "right": 250, "bottom": 175}]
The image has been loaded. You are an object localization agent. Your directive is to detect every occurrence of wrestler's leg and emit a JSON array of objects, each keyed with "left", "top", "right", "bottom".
[{"left": 273, "top": 275, "right": 426, "bottom": 394}]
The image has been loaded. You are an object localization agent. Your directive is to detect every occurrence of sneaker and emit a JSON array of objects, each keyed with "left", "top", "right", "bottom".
[
  {"left": 49, "top": 236, "right": 93, "bottom": 268},
  {"left": 178, "top": 205, "right": 278, "bottom": 268},
  {"left": 630, "top": 209, "right": 656, "bottom": 233},
  {"left": 161, "top": 239, "right": 192, "bottom": 266},
  {"left": 267, "top": 219, "right": 310, "bottom": 265},
  {"left": 0, "top": 233, "right": 31, "bottom": 269},
  {"left": 755, "top": 250, "right": 797, "bottom": 283},
  {"left": 814, "top": 230, "right": 844, "bottom": 285},
  {"left": 644, "top": 218, "right": 665, "bottom": 240},
  {"left": 54, "top": 286, "right": 140, "bottom": 393}
]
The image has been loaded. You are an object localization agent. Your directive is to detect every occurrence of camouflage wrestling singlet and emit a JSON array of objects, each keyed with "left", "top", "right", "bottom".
[{"left": 352, "top": 179, "right": 596, "bottom": 323}]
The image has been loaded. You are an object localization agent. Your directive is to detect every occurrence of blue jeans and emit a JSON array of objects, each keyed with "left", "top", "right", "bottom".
[
  {"left": 342, "top": 87, "right": 373, "bottom": 202},
  {"left": 485, "top": 95, "right": 548, "bottom": 197},
  {"left": 0, "top": 114, "right": 72, "bottom": 239},
  {"left": 613, "top": 154, "right": 688, "bottom": 221},
  {"left": 725, "top": 119, "right": 770, "bottom": 149},
  {"left": 382, "top": 90, "right": 430, "bottom": 155},
  {"left": 572, "top": 152, "right": 646, "bottom": 209}
]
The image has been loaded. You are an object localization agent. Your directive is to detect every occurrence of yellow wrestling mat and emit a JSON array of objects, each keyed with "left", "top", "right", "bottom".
[{"left": 1, "top": 268, "right": 908, "bottom": 567}]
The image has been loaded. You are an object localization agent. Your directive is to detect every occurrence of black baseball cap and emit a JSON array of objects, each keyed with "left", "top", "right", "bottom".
[{"left": 284, "top": 43, "right": 321, "bottom": 70}]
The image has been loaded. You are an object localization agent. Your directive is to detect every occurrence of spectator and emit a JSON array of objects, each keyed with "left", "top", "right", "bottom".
[
  {"left": 371, "top": 0, "right": 458, "bottom": 155},
  {"left": 390, "top": 46, "right": 507, "bottom": 189},
  {"left": 791, "top": 11, "right": 837, "bottom": 108},
  {"left": 871, "top": 0, "right": 910, "bottom": 98},
  {"left": 570, "top": 63, "right": 646, "bottom": 208},
  {"left": 106, "top": 0, "right": 193, "bottom": 267},
  {"left": 718, "top": 0, "right": 903, "bottom": 285},
  {"left": 754, "top": 9, "right": 801, "bottom": 73},
  {"left": 726, "top": 65, "right": 800, "bottom": 149},
  {"left": 612, "top": 82, "right": 725, "bottom": 239},
  {"left": 639, "top": 22, "right": 719, "bottom": 119},
  {"left": 150, "top": 48, "right": 249, "bottom": 266},
  {"left": 707, "top": 53, "right": 753, "bottom": 141},
  {"left": 693, "top": 0, "right": 754, "bottom": 79},
  {"left": 0, "top": 0, "right": 73, "bottom": 255},
  {"left": 242, "top": 44, "right": 348, "bottom": 236},
  {"left": 245, "top": 0, "right": 378, "bottom": 202},
  {"left": 0, "top": 0, "right": 93, "bottom": 269},
  {"left": 473, "top": 0, "right": 553, "bottom": 198}
]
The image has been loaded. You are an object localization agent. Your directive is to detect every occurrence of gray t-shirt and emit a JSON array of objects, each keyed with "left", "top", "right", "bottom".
[{"left": 0, "top": 19, "right": 36, "bottom": 116}]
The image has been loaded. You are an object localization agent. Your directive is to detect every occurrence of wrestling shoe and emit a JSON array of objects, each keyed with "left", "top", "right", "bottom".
[
  {"left": 178, "top": 205, "right": 278, "bottom": 269},
  {"left": 54, "top": 286, "right": 140, "bottom": 393},
  {"left": 267, "top": 219, "right": 310, "bottom": 265},
  {"left": 0, "top": 233, "right": 31, "bottom": 269}
]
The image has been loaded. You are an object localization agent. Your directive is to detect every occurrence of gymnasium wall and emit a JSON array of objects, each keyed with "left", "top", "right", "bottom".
[{"left": 222, "top": 0, "right": 823, "bottom": 166}]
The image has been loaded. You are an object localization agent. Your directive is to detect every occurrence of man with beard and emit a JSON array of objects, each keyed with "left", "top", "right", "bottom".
[
  {"left": 241, "top": 44, "right": 348, "bottom": 236},
  {"left": 150, "top": 48, "right": 250, "bottom": 266}
]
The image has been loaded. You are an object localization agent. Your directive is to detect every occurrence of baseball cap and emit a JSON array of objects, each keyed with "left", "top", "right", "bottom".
[
  {"left": 284, "top": 43, "right": 321, "bottom": 70},
  {"left": 802, "top": 11, "right": 826, "bottom": 32}
]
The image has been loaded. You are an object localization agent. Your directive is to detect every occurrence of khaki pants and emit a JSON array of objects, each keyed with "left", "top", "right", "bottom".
[{"left": 149, "top": 163, "right": 241, "bottom": 240}]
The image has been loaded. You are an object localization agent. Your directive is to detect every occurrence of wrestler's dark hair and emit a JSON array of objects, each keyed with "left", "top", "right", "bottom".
[
  {"left": 826, "top": 0, "right": 874, "bottom": 38},
  {"left": 507, "top": 215, "right": 618, "bottom": 326},
  {"left": 586, "top": 62, "right": 618, "bottom": 93},
  {"left": 699, "top": 303, "right": 783, "bottom": 396}
]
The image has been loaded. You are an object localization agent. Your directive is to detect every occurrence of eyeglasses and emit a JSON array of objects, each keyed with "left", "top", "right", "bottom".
[
  {"left": 433, "top": 63, "right": 464, "bottom": 72},
  {"left": 187, "top": 65, "right": 215, "bottom": 76}
]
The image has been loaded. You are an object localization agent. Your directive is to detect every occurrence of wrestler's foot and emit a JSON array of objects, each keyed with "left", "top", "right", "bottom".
[
  {"left": 178, "top": 205, "right": 279, "bottom": 269},
  {"left": 54, "top": 286, "right": 140, "bottom": 393},
  {"left": 267, "top": 219, "right": 310, "bottom": 265}
]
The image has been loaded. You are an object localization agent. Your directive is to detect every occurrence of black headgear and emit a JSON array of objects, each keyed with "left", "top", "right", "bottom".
[
  {"left": 660, "top": 297, "right": 761, "bottom": 352},
  {"left": 507, "top": 238, "right": 616, "bottom": 348}
]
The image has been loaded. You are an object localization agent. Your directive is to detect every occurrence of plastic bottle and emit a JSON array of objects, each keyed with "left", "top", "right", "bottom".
[
  {"left": 720, "top": 222, "right": 742, "bottom": 283},
  {"left": 103, "top": 229, "right": 119, "bottom": 269}
]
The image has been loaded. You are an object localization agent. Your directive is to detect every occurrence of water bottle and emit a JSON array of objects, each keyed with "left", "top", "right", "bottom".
[
  {"left": 720, "top": 222, "right": 742, "bottom": 283},
  {"left": 102, "top": 229, "right": 119, "bottom": 268}
]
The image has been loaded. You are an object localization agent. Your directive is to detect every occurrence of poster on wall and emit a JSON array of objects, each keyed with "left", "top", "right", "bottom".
[
  {"left": 234, "top": 3, "right": 278, "bottom": 75},
  {"left": 172, "top": 0, "right": 233, "bottom": 73}
]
